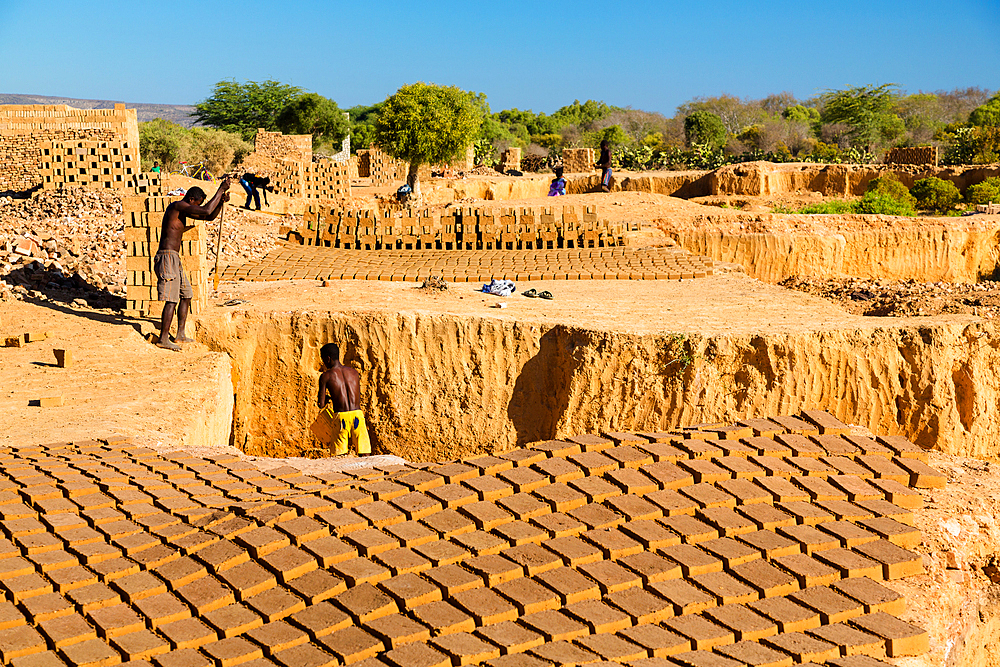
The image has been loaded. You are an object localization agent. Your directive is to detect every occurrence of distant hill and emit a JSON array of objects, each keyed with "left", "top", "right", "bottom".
[{"left": 0, "top": 93, "right": 198, "bottom": 126}]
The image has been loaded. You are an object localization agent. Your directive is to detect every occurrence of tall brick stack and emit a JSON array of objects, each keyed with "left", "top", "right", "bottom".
[
  {"left": 241, "top": 131, "right": 352, "bottom": 202},
  {"left": 885, "top": 146, "right": 938, "bottom": 166},
  {"left": 38, "top": 139, "right": 139, "bottom": 190},
  {"left": 0, "top": 103, "right": 140, "bottom": 194},
  {"left": 501, "top": 147, "right": 522, "bottom": 172},
  {"left": 562, "top": 147, "right": 595, "bottom": 173},
  {"left": 368, "top": 147, "right": 411, "bottom": 186},
  {"left": 294, "top": 204, "right": 629, "bottom": 250},
  {"left": 122, "top": 195, "right": 208, "bottom": 319}
]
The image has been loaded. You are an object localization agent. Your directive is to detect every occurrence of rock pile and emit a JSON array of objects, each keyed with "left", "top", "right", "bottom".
[{"left": 204, "top": 207, "right": 282, "bottom": 272}]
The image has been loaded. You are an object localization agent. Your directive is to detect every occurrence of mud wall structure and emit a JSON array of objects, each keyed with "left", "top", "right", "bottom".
[
  {"left": 886, "top": 146, "right": 938, "bottom": 166},
  {"left": 665, "top": 215, "right": 1000, "bottom": 284},
  {"left": 197, "top": 310, "right": 1000, "bottom": 462},
  {"left": 294, "top": 204, "right": 629, "bottom": 250},
  {"left": 356, "top": 146, "right": 476, "bottom": 186},
  {"left": 0, "top": 103, "right": 140, "bottom": 193},
  {"left": 123, "top": 194, "right": 209, "bottom": 318},
  {"left": 242, "top": 130, "right": 352, "bottom": 202}
]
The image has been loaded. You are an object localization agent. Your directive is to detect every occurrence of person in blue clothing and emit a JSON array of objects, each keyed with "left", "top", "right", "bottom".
[
  {"left": 596, "top": 139, "right": 612, "bottom": 193},
  {"left": 548, "top": 166, "right": 567, "bottom": 196},
  {"left": 239, "top": 173, "right": 272, "bottom": 210}
]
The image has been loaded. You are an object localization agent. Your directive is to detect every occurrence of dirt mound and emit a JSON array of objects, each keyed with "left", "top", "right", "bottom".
[{"left": 780, "top": 275, "right": 1000, "bottom": 318}]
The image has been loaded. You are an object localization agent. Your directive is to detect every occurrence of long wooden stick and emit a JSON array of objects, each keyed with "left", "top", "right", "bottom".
[{"left": 213, "top": 203, "right": 225, "bottom": 292}]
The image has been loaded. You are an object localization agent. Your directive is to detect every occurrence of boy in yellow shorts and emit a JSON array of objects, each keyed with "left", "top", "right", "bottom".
[{"left": 314, "top": 343, "right": 371, "bottom": 455}]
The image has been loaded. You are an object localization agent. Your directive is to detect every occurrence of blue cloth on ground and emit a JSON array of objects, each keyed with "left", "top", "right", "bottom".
[{"left": 482, "top": 279, "right": 515, "bottom": 297}]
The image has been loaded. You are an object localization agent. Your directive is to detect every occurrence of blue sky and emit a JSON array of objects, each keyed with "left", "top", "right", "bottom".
[{"left": 1, "top": 0, "right": 997, "bottom": 115}]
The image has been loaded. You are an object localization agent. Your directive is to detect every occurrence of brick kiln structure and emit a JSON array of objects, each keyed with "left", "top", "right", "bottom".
[{"left": 0, "top": 103, "right": 140, "bottom": 194}]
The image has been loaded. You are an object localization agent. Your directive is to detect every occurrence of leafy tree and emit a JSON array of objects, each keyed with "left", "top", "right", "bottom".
[
  {"left": 854, "top": 190, "right": 916, "bottom": 216},
  {"left": 193, "top": 79, "right": 303, "bottom": 141},
  {"left": 139, "top": 120, "right": 251, "bottom": 173},
  {"left": 347, "top": 103, "right": 384, "bottom": 153},
  {"left": 969, "top": 93, "right": 1000, "bottom": 126},
  {"left": 275, "top": 93, "right": 349, "bottom": 150},
  {"left": 911, "top": 177, "right": 960, "bottom": 213},
  {"left": 678, "top": 94, "right": 769, "bottom": 135},
  {"left": 374, "top": 82, "right": 484, "bottom": 198},
  {"left": 139, "top": 119, "right": 185, "bottom": 170},
  {"left": 819, "top": 84, "right": 904, "bottom": 151},
  {"left": 782, "top": 105, "right": 820, "bottom": 123},
  {"left": 684, "top": 111, "right": 727, "bottom": 149},
  {"left": 550, "top": 100, "right": 617, "bottom": 129},
  {"left": 966, "top": 177, "right": 1000, "bottom": 205}
]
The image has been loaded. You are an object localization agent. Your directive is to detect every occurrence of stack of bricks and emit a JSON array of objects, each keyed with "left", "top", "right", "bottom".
[
  {"left": 296, "top": 205, "right": 627, "bottom": 251},
  {"left": 0, "top": 410, "right": 935, "bottom": 667},
  {"left": 302, "top": 159, "right": 352, "bottom": 201},
  {"left": 122, "top": 195, "right": 208, "bottom": 318},
  {"left": 38, "top": 139, "right": 138, "bottom": 190},
  {"left": 501, "top": 148, "right": 522, "bottom": 172},
  {"left": 253, "top": 129, "right": 312, "bottom": 162},
  {"left": 0, "top": 103, "right": 140, "bottom": 193},
  {"left": 976, "top": 203, "right": 1000, "bottom": 214},
  {"left": 884, "top": 147, "right": 938, "bottom": 166},
  {"left": 368, "top": 147, "right": 411, "bottom": 186},
  {"left": 355, "top": 150, "right": 371, "bottom": 178},
  {"left": 563, "top": 148, "right": 596, "bottom": 173}
]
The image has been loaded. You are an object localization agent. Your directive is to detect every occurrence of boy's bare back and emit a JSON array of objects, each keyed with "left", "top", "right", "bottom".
[{"left": 318, "top": 365, "right": 360, "bottom": 412}]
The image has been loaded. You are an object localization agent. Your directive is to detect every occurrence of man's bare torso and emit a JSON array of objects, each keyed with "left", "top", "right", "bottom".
[
  {"left": 319, "top": 365, "right": 361, "bottom": 413},
  {"left": 158, "top": 202, "right": 190, "bottom": 253}
]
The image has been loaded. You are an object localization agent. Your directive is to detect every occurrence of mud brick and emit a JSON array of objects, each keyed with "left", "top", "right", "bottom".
[
  {"left": 475, "top": 620, "right": 544, "bottom": 655},
  {"left": 323, "top": 487, "right": 372, "bottom": 509},
  {"left": 854, "top": 499, "right": 914, "bottom": 525},
  {"left": 413, "top": 539, "right": 467, "bottom": 566},
  {"left": 331, "top": 556, "right": 390, "bottom": 586},
  {"left": 531, "top": 458, "right": 584, "bottom": 485},
  {"left": 66, "top": 582, "right": 119, "bottom": 612},
  {"left": 491, "top": 577, "right": 556, "bottom": 615},
  {"left": 659, "top": 515, "right": 717, "bottom": 543},
  {"left": 533, "top": 566, "right": 600, "bottom": 604},
  {"left": 637, "top": 441, "right": 687, "bottom": 463},
  {"left": 533, "top": 483, "right": 587, "bottom": 514},
  {"left": 496, "top": 493, "right": 549, "bottom": 522},
  {"left": 359, "top": 480, "right": 409, "bottom": 502},
  {"left": 344, "top": 528, "right": 400, "bottom": 558},
  {"left": 25, "top": 532, "right": 74, "bottom": 555},
  {"left": 615, "top": 553, "right": 678, "bottom": 586},
  {"left": 840, "top": 435, "right": 893, "bottom": 459},
  {"left": 425, "top": 484, "right": 478, "bottom": 511},
  {"left": 579, "top": 634, "right": 648, "bottom": 662},
  {"left": 175, "top": 575, "right": 234, "bottom": 614},
  {"left": 301, "top": 535, "right": 356, "bottom": 568},
  {"left": 748, "top": 595, "right": 821, "bottom": 633},
  {"left": 218, "top": 561, "right": 276, "bottom": 601},
  {"left": 452, "top": 529, "right": 508, "bottom": 554},
  {"left": 463, "top": 478, "right": 514, "bottom": 504},
  {"left": 892, "top": 457, "right": 945, "bottom": 489},
  {"left": 731, "top": 559, "right": 799, "bottom": 598},
  {"left": 418, "top": 563, "right": 479, "bottom": 595},
  {"left": 662, "top": 614, "right": 732, "bottom": 651},
  {"left": 58, "top": 638, "right": 120, "bottom": 667},
  {"left": 696, "top": 508, "right": 756, "bottom": 537},
  {"left": 568, "top": 476, "right": 623, "bottom": 504},
  {"left": 577, "top": 560, "right": 642, "bottom": 594},
  {"left": 641, "top": 489, "right": 695, "bottom": 516},
  {"left": 275, "top": 517, "right": 329, "bottom": 546},
  {"left": 695, "top": 538, "right": 757, "bottom": 568},
  {"left": 519, "top": 608, "right": 589, "bottom": 642},
  {"left": 875, "top": 435, "right": 928, "bottom": 463},
  {"left": 27, "top": 549, "right": 78, "bottom": 572},
  {"left": 528, "top": 439, "right": 581, "bottom": 458},
  {"left": 129, "top": 544, "right": 178, "bottom": 570},
  {"left": 81, "top": 558, "right": 132, "bottom": 585},
  {"left": 849, "top": 612, "right": 927, "bottom": 657},
  {"left": 791, "top": 477, "right": 846, "bottom": 502},
  {"left": 815, "top": 547, "right": 884, "bottom": 579},
  {"left": 656, "top": 544, "right": 718, "bottom": 577},
  {"left": 0, "top": 624, "right": 45, "bottom": 663},
  {"left": 773, "top": 434, "right": 824, "bottom": 457},
  {"left": 236, "top": 527, "right": 291, "bottom": 559},
  {"left": 451, "top": 587, "right": 518, "bottom": 625},
  {"left": 461, "top": 554, "right": 520, "bottom": 587},
  {"left": 497, "top": 449, "right": 547, "bottom": 468},
  {"left": 703, "top": 604, "right": 777, "bottom": 642},
  {"left": 113, "top": 571, "right": 168, "bottom": 602},
  {"left": 500, "top": 543, "right": 560, "bottom": 576},
  {"left": 431, "top": 631, "right": 502, "bottom": 665},
  {"left": 776, "top": 524, "right": 840, "bottom": 554},
  {"left": 459, "top": 502, "right": 513, "bottom": 532},
  {"left": 580, "top": 527, "right": 641, "bottom": 560},
  {"left": 618, "top": 624, "right": 688, "bottom": 657},
  {"left": 72, "top": 541, "right": 128, "bottom": 566},
  {"left": 289, "top": 601, "right": 352, "bottom": 639},
  {"left": 692, "top": 570, "right": 759, "bottom": 605},
  {"left": 352, "top": 501, "right": 406, "bottom": 529},
  {"left": 395, "top": 470, "right": 446, "bottom": 493},
  {"left": 830, "top": 577, "right": 905, "bottom": 615},
  {"left": 775, "top": 500, "right": 834, "bottom": 525},
  {"left": 382, "top": 642, "right": 450, "bottom": 667},
  {"left": 409, "top": 600, "right": 475, "bottom": 636},
  {"left": 202, "top": 636, "right": 264, "bottom": 667},
  {"left": 463, "top": 455, "right": 513, "bottom": 476},
  {"left": 773, "top": 553, "right": 840, "bottom": 587},
  {"left": 563, "top": 599, "right": 629, "bottom": 634},
  {"left": 197, "top": 540, "right": 250, "bottom": 574},
  {"left": 673, "top": 438, "right": 725, "bottom": 460},
  {"left": 245, "top": 620, "right": 310, "bottom": 655},
  {"left": 788, "top": 457, "right": 836, "bottom": 478},
  {"left": 383, "top": 521, "right": 437, "bottom": 548},
  {"left": 807, "top": 622, "right": 886, "bottom": 658},
  {"left": 817, "top": 520, "right": 878, "bottom": 548},
  {"left": 828, "top": 475, "right": 880, "bottom": 501},
  {"left": 111, "top": 628, "right": 170, "bottom": 661},
  {"left": 132, "top": 594, "right": 190, "bottom": 628},
  {"left": 855, "top": 456, "right": 910, "bottom": 485},
  {"left": 713, "top": 456, "right": 766, "bottom": 479},
  {"left": 853, "top": 540, "right": 923, "bottom": 579},
  {"left": 753, "top": 477, "right": 809, "bottom": 503},
  {"left": 374, "top": 547, "right": 431, "bottom": 575},
  {"left": 245, "top": 586, "right": 305, "bottom": 622},
  {"left": 603, "top": 445, "right": 655, "bottom": 470},
  {"left": 601, "top": 471, "right": 653, "bottom": 498},
  {"left": 112, "top": 531, "right": 165, "bottom": 557},
  {"left": 153, "top": 647, "right": 212, "bottom": 667},
  {"left": 810, "top": 434, "right": 860, "bottom": 459},
  {"left": 156, "top": 616, "right": 216, "bottom": 650},
  {"left": 389, "top": 493, "right": 442, "bottom": 522},
  {"left": 855, "top": 518, "right": 920, "bottom": 550},
  {"left": 734, "top": 505, "right": 793, "bottom": 533},
  {"left": 289, "top": 569, "right": 347, "bottom": 604},
  {"left": 494, "top": 520, "right": 546, "bottom": 546},
  {"left": 202, "top": 603, "right": 262, "bottom": 638},
  {"left": 21, "top": 592, "right": 73, "bottom": 623},
  {"left": 39, "top": 613, "right": 97, "bottom": 648},
  {"left": 789, "top": 586, "right": 864, "bottom": 623},
  {"left": 675, "top": 460, "right": 729, "bottom": 485},
  {"left": 796, "top": 409, "right": 849, "bottom": 435}
]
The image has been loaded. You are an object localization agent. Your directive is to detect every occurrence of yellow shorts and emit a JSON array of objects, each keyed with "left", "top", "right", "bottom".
[{"left": 328, "top": 409, "right": 370, "bottom": 455}]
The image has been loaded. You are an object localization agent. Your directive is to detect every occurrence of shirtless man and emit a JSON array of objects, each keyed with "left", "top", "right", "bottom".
[
  {"left": 154, "top": 180, "right": 230, "bottom": 351},
  {"left": 317, "top": 343, "right": 371, "bottom": 455}
]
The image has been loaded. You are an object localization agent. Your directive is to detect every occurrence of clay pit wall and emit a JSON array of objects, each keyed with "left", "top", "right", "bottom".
[
  {"left": 196, "top": 309, "right": 1000, "bottom": 462},
  {"left": 665, "top": 215, "right": 1000, "bottom": 283}
]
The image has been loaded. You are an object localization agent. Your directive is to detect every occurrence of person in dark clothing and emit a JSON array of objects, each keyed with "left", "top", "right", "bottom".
[
  {"left": 239, "top": 173, "right": 272, "bottom": 210},
  {"left": 596, "top": 139, "right": 612, "bottom": 193}
]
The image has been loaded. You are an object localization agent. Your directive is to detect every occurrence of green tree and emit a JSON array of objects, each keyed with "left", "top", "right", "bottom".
[
  {"left": 966, "top": 177, "right": 1000, "bottom": 205},
  {"left": 684, "top": 111, "right": 727, "bottom": 149},
  {"left": 139, "top": 119, "right": 185, "bottom": 171},
  {"left": 192, "top": 79, "right": 303, "bottom": 141},
  {"left": 969, "top": 93, "right": 1000, "bottom": 126},
  {"left": 911, "top": 177, "right": 961, "bottom": 213},
  {"left": 819, "top": 84, "right": 904, "bottom": 151},
  {"left": 374, "top": 82, "right": 484, "bottom": 198},
  {"left": 782, "top": 105, "right": 820, "bottom": 123},
  {"left": 275, "top": 93, "right": 349, "bottom": 150}
]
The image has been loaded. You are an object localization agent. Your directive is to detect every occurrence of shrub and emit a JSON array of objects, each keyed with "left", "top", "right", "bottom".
[
  {"left": 854, "top": 190, "right": 917, "bottom": 216},
  {"left": 866, "top": 173, "right": 916, "bottom": 206},
  {"left": 966, "top": 177, "right": 1000, "bottom": 205},
  {"left": 911, "top": 177, "right": 960, "bottom": 213},
  {"left": 800, "top": 200, "right": 855, "bottom": 214},
  {"left": 684, "top": 111, "right": 727, "bottom": 150}
]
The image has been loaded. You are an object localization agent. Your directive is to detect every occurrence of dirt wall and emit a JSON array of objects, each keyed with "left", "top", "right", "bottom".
[
  {"left": 667, "top": 218, "right": 1000, "bottom": 283},
  {"left": 196, "top": 309, "right": 1000, "bottom": 462}
]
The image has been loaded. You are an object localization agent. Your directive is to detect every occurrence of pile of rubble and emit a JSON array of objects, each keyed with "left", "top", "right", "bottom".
[
  {"left": 204, "top": 207, "right": 283, "bottom": 272},
  {"left": 780, "top": 275, "right": 1000, "bottom": 318}
]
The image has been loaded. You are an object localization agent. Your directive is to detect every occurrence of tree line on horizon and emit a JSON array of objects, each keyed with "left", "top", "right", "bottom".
[{"left": 138, "top": 79, "right": 1000, "bottom": 181}]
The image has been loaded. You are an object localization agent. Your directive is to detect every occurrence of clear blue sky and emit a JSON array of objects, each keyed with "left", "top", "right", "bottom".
[{"left": 1, "top": 0, "right": 997, "bottom": 115}]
